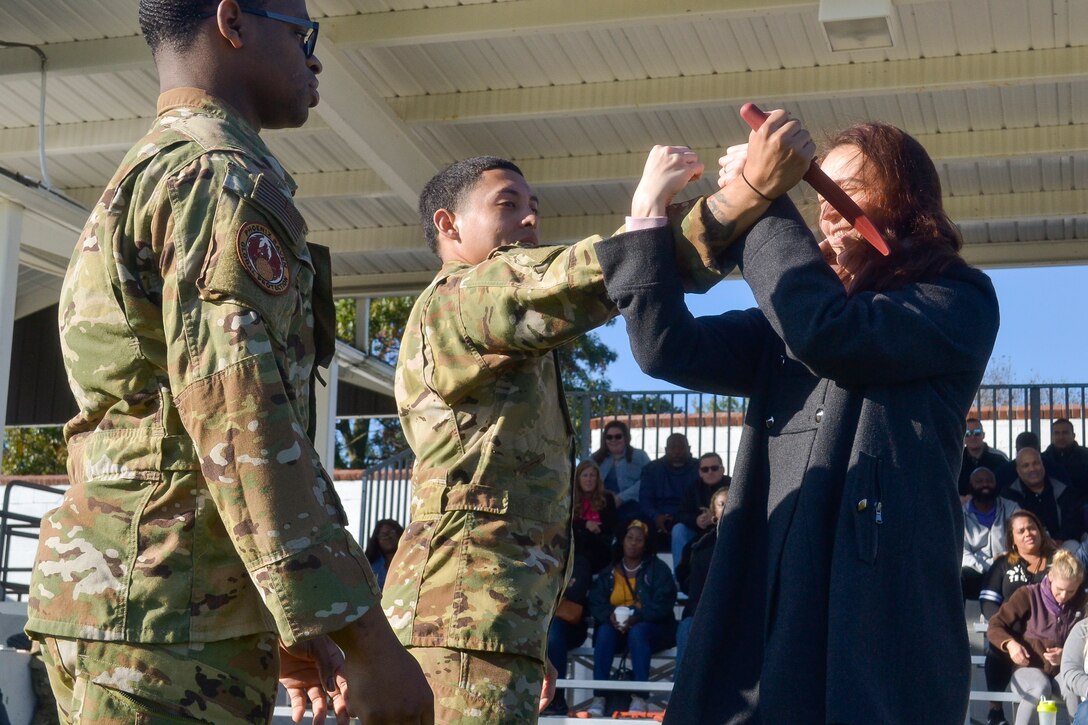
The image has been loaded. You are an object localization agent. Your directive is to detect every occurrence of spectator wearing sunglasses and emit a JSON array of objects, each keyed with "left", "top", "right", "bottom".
[
  {"left": 591, "top": 420, "right": 652, "bottom": 521},
  {"left": 960, "top": 416, "right": 1010, "bottom": 496},
  {"left": 672, "top": 453, "right": 731, "bottom": 573}
]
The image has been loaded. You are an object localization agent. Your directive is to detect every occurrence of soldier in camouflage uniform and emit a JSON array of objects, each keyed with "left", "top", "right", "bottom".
[
  {"left": 382, "top": 145, "right": 800, "bottom": 723},
  {"left": 26, "top": 2, "right": 432, "bottom": 723}
]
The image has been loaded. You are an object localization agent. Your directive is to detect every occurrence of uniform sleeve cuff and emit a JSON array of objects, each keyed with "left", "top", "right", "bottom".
[{"left": 252, "top": 529, "right": 382, "bottom": 646}]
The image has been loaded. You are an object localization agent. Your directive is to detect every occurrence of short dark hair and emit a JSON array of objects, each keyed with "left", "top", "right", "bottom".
[
  {"left": 1054, "top": 418, "right": 1074, "bottom": 431},
  {"left": 138, "top": 0, "right": 268, "bottom": 55},
  {"left": 1015, "top": 431, "right": 1041, "bottom": 451},
  {"left": 418, "top": 156, "right": 523, "bottom": 254}
]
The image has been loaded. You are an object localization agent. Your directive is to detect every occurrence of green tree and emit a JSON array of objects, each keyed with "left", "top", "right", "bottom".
[{"left": 2, "top": 426, "right": 67, "bottom": 475}]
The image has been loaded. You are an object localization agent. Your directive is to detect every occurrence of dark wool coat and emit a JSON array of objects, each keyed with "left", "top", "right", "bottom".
[{"left": 597, "top": 197, "right": 999, "bottom": 725}]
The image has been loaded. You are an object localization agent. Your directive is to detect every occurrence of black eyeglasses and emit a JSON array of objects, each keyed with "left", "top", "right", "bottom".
[
  {"left": 605, "top": 434, "right": 625, "bottom": 441},
  {"left": 199, "top": 6, "right": 320, "bottom": 58},
  {"left": 965, "top": 428, "right": 984, "bottom": 438},
  {"left": 700, "top": 465, "right": 721, "bottom": 473}
]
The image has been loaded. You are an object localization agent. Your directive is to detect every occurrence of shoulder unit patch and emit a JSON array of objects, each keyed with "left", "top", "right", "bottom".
[{"left": 236, "top": 222, "right": 290, "bottom": 295}]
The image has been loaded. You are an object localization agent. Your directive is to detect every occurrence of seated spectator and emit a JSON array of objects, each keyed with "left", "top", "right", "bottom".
[
  {"left": 996, "top": 432, "right": 1069, "bottom": 491},
  {"left": 961, "top": 416, "right": 1010, "bottom": 496},
  {"left": 675, "top": 486, "right": 729, "bottom": 673},
  {"left": 592, "top": 420, "right": 651, "bottom": 521},
  {"left": 585, "top": 519, "right": 677, "bottom": 717},
  {"left": 980, "top": 510, "right": 1057, "bottom": 725},
  {"left": 639, "top": 433, "right": 698, "bottom": 551},
  {"left": 963, "top": 467, "right": 1018, "bottom": 600},
  {"left": 1059, "top": 618, "right": 1088, "bottom": 725},
  {"left": 1047, "top": 418, "right": 1088, "bottom": 495},
  {"left": 364, "top": 517, "right": 404, "bottom": 590},
  {"left": 573, "top": 460, "right": 619, "bottom": 573},
  {"left": 672, "top": 453, "right": 730, "bottom": 573},
  {"left": 1002, "top": 448, "right": 1085, "bottom": 547},
  {"left": 988, "top": 550, "right": 1086, "bottom": 725},
  {"left": 542, "top": 555, "right": 593, "bottom": 717}
]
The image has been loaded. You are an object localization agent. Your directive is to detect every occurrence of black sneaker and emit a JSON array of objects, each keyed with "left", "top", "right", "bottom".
[
  {"left": 986, "top": 708, "right": 1009, "bottom": 725},
  {"left": 541, "top": 696, "right": 568, "bottom": 717}
]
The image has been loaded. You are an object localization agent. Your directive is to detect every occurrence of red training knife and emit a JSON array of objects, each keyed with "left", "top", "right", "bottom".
[{"left": 739, "top": 102, "right": 890, "bottom": 256}]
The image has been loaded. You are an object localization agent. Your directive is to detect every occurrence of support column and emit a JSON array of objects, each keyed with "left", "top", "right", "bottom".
[
  {"left": 314, "top": 356, "right": 340, "bottom": 475},
  {"left": 0, "top": 202, "right": 23, "bottom": 465},
  {"left": 354, "top": 297, "right": 370, "bottom": 353}
]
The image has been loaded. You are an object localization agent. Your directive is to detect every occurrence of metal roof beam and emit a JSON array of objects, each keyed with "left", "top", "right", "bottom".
[
  {"left": 311, "top": 42, "right": 439, "bottom": 204},
  {"left": 0, "top": 117, "right": 330, "bottom": 160},
  {"left": 325, "top": 0, "right": 812, "bottom": 47},
  {"left": 389, "top": 46, "right": 1088, "bottom": 124},
  {"left": 0, "top": 35, "right": 150, "bottom": 82}
]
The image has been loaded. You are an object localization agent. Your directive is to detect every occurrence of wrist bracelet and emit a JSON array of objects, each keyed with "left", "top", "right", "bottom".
[{"left": 740, "top": 169, "right": 773, "bottom": 202}]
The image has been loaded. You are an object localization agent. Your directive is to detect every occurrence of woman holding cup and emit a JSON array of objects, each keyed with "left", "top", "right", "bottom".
[{"left": 585, "top": 519, "right": 677, "bottom": 717}]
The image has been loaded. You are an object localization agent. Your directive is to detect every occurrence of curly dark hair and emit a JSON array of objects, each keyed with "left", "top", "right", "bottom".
[
  {"left": 138, "top": 0, "right": 268, "bottom": 55},
  {"left": 418, "top": 155, "right": 524, "bottom": 254},
  {"left": 364, "top": 518, "right": 405, "bottom": 565}
]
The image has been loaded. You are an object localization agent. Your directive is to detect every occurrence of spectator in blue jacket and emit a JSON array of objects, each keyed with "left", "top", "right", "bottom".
[
  {"left": 639, "top": 433, "right": 698, "bottom": 552},
  {"left": 592, "top": 419, "right": 651, "bottom": 521}
]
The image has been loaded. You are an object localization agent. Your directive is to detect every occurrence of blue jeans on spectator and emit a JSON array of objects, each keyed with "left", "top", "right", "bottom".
[
  {"left": 547, "top": 617, "right": 588, "bottom": 680},
  {"left": 675, "top": 616, "right": 693, "bottom": 677},
  {"left": 671, "top": 524, "right": 698, "bottom": 575},
  {"left": 1074, "top": 697, "right": 1088, "bottom": 725},
  {"left": 593, "top": 619, "right": 675, "bottom": 698}
]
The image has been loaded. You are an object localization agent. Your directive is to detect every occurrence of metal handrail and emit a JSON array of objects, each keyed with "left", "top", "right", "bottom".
[{"left": 0, "top": 479, "right": 65, "bottom": 599}]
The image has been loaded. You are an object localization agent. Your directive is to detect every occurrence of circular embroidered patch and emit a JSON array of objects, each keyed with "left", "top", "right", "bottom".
[{"left": 236, "top": 222, "right": 290, "bottom": 294}]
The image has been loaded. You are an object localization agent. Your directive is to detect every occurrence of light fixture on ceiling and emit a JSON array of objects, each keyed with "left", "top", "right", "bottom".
[{"left": 818, "top": 0, "right": 897, "bottom": 52}]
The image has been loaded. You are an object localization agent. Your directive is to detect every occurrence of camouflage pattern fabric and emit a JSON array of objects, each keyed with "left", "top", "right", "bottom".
[
  {"left": 27, "top": 88, "right": 380, "bottom": 649},
  {"left": 411, "top": 647, "right": 542, "bottom": 725},
  {"left": 383, "top": 211, "right": 740, "bottom": 671},
  {"left": 36, "top": 632, "right": 278, "bottom": 724}
]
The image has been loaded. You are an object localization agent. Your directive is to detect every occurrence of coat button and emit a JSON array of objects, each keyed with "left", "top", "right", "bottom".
[
  {"left": 765, "top": 416, "right": 775, "bottom": 429},
  {"left": 815, "top": 408, "right": 824, "bottom": 423},
  {"left": 857, "top": 498, "right": 868, "bottom": 512}
]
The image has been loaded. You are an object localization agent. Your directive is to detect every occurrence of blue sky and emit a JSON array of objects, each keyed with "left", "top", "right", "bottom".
[{"left": 594, "top": 264, "right": 1087, "bottom": 391}]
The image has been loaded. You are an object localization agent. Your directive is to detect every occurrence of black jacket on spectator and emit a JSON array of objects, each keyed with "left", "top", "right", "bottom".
[
  {"left": 573, "top": 495, "right": 618, "bottom": 573},
  {"left": 588, "top": 556, "right": 678, "bottom": 638},
  {"left": 959, "top": 445, "right": 1009, "bottom": 496},
  {"left": 676, "top": 478, "right": 731, "bottom": 532},
  {"left": 676, "top": 527, "right": 717, "bottom": 619},
  {"left": 1001, "top": 477, "right": 1085, "bottom": 542},
  {"left": 598, "top": 196, "right": 997, "bottom": 725},
  {"left": 995, "top": 453, "right": 1068, "bottom": 492},
  {"left": 1045, "top": 443, "right": 1088, "bottom": 494}
]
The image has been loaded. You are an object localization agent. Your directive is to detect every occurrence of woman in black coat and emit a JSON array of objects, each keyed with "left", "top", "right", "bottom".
[{"left": 597, "top": 122, "right": 1000, "bottom": 723}]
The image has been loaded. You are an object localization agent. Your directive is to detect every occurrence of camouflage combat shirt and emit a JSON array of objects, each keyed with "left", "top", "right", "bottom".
[
  {"left": 27, "top": 89, "right": 380, "bottom": 647},
  {"left": 384, "top": 203, "right": 735, "bottom": 662}
]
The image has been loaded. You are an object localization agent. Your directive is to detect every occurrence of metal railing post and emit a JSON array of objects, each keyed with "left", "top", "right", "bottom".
[
  {"left": 1029, "top": 386, "right": 1042, "bottom": 436},
  {"left": 579, "top": 392, "right": 593, "bottom": 460}
]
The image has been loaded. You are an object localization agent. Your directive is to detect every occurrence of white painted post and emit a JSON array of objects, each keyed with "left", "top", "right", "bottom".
[
  {"left": 313, "top": 356, "right": 339, "bottom": 477},
  {"left": 0, "top": 201, "right": 23, "bottom": 463},
  {"left": 354, "top": 296, "right": 370, "bottom": 353}
]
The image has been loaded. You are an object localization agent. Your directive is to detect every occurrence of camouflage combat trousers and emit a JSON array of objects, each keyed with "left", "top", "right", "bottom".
[
  {"left": 35, "top": 633, "right": 279, "bottom": 724},
  {"left": 411, "top": 646, "right": 543, "bottom": 724}
]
